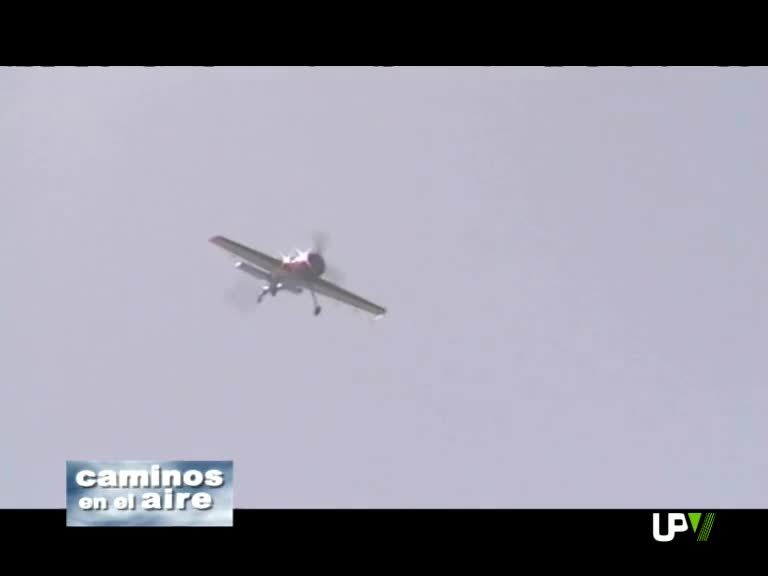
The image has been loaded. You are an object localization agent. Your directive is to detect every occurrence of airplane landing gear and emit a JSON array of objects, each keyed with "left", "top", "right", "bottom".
[
  {"left": 257, "top": 284, "right": 271, "bottom": 304},
  {"left": 310, "top": 289, "right": 321, "bottom": 317}
]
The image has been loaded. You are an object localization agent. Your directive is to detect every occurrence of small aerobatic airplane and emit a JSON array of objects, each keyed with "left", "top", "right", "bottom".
[{"left": 209, "top": 235, "right": 386, "bottom": 318}]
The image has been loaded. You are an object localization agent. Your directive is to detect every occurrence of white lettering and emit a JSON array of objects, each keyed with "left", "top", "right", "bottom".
[{"left": 652, "top": 513, "right": 688, "bottom": 542}]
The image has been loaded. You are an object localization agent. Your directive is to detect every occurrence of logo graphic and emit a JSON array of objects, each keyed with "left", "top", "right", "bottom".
[
  {"left": 652, "top": 512, "right": 716, "bottom": 542},
  {"left": 66, "top": 460, "right": 234, "bottom": 527}
]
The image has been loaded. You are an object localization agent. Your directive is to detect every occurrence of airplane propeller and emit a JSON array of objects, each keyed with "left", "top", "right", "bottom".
[
  {"left": 311, "top": 231, "right": 344, "bottom": 284},
  {"left": 312, "top": 231, "right": 329, "bottom": 256}
]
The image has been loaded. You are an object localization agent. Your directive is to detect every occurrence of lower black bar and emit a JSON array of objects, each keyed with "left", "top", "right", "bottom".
[{"left": 2, "top": 509, "right": 763, "bottom": 546}]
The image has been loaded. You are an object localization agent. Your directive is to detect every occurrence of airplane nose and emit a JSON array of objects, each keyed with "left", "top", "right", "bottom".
[{"left": 307, "top": 252, "right": 326, "bottom": 276}]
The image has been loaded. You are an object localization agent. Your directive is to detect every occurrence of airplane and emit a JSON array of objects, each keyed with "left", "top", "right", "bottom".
[{"left": 209, "top": 235, "right": 387, "bottom": 318}]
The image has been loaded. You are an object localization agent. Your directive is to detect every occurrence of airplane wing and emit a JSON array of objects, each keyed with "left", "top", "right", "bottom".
[
  {"left": 209, "top": 236, "right": 282, "bottom": 272},
  {"left": 310, "top": 277, "right": 387, "bottom": 318}
]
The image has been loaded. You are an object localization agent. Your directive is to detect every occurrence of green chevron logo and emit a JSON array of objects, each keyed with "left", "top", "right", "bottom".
[{"left": 691, "top": 512, "right": 716, "bottom": 542}]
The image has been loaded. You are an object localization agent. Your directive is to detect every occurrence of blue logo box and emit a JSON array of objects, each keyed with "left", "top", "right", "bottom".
[{"left": 66, "top": 460, "right": 233, "bottom": 527}]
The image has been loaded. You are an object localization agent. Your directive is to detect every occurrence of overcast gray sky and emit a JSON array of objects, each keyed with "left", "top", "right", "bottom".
[{"left": 1, "top": 67, "right": 766, "bottom": 508}]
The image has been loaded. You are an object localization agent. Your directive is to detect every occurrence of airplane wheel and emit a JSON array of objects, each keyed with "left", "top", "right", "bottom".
[{"left": 314, "top": 306, "right": 322, "bottom": 316}]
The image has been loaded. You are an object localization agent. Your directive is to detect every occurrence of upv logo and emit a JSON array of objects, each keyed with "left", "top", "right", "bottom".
[{"left": 652, "top": 512, "right": 716, "bottom": 542}]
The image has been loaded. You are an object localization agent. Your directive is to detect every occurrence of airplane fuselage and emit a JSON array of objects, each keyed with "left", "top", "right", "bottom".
[{"left": 268, "top": 251, "right": 326, "bottom": 292}]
